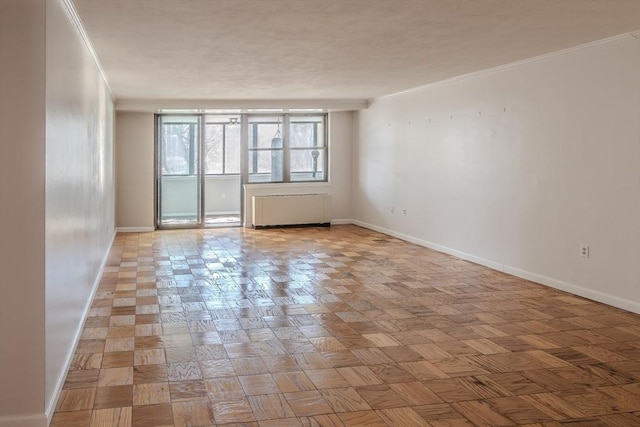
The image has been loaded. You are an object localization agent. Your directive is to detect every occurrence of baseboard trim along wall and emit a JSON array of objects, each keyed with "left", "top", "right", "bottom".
[
  {"left": 0, "top": 413, "right": 48, "bottom": 427},
  {"left": 352, "top": 220, "right": 640, "bottom": 315},
  {"left": 44, "top": 230, "right": 118, "bottom": 425},
  {"left": 330, "top": 219, "right": 353, "bottom": 225},
  {"left": 116, "top": 226, "right": 154, "bottom": 233}
]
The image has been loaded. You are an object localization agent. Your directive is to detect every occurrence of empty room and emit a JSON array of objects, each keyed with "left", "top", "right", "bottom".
[{"left": 0, "top": 0, "right": 639, "bottom": 426}]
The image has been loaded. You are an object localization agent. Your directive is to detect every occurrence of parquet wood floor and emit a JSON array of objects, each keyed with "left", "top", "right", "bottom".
[{"left": 52, "top": 225, "right": 640, "bottom": 426}]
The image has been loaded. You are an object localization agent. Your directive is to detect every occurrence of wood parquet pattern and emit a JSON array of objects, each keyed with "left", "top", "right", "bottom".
[{"left": 52, "top": 225, "right": 640, "bottom": 426}]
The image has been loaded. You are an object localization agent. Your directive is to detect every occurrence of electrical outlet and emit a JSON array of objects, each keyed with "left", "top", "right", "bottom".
[
  {"left": 390, "top": 207, "right": 394, "bottom": 214},
  {"left": 580, "top": 244, "right": 590, "bottom": 258},
  {"left": 402, "top": 209, "right": 407, "bottom": 216}
]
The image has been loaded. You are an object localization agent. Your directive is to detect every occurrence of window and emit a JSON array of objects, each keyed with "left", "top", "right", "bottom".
[
  {"left": 159, "top": 113, "right": 328, "bottom": 182},
  {"left": 160, "top": 116, "right": 240, "bottom": 177},
  {"left": 290, "top": 115, "right": 326, "bottom": 182},
  {"left": 248, "top": 116, "right": 284, "bottom": 183},
  {"left": 204, "top": 118, "right": 240, "bottom": 175},
  {"left": 247, "top": 114, "right": 327, "bottom": 183},
  {"left": 160, "top": 121, "right": 198, "bottom": 175}
]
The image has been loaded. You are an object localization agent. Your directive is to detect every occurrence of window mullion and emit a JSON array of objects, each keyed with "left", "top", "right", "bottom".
[
  {"left": 189, "top": 123, "right": 196, "bottom": 175},
  {"left": 241, "top": 114, "right": 249, "bottom": 185},
  {"left": 283, "top": 114, "right": 291, "bottom": 183},
  {"left": 222, "top": 124, "right": 226, "bottom": 174}
]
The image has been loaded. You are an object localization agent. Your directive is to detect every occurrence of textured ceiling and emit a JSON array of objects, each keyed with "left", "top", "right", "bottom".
[{"left": 72, "top": 0, "right": 640, "bottom": 102}]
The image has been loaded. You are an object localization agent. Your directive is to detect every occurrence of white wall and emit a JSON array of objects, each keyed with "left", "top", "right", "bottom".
[
  {"left": 0, "top": 1, "right": 115, "bottom": 425},
  {"left": 0, "top": 1, "right": 47, "bottom": 424},
  {"left": 116, "top": 112, "right": 155, "bottom": 229},
  {"left": 45, "top": 0, "right": 116, "bottom": 420},
  {"left": 243, "top": 111, "right": 354, "bottom": 225},
  {"left": 354, "top": 34, "right": 640, "bottom": 313}
]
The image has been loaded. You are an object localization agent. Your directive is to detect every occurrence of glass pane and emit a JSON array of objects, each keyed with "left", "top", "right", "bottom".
[
  {"left": 161, "top": 123, "right": 192, "bottom": 175},
  {"left": 248, "top": 116, "right": 284, "bottom": 149},
  {"left": 158, "top": 115, "right": 200, "bottom": 226},
  {"left": 204, "top": 123, "right": 223, "bottom": 174},
  {"left": 248, "top": 150, "right": 283, "bottom": 183},
  {"left": 224, "top": 124, "right": 240, "bottom": 174},
  {"left": 290, "top": 115, "right": 325, "bottom": 148},
  {"left": 291, "top": 149, "right": 325, "bottom": 181}
]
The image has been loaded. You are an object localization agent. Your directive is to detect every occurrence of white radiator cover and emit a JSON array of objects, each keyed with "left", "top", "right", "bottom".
[{"left": 252, "top": 194, "right": 331, "bottom": 227}]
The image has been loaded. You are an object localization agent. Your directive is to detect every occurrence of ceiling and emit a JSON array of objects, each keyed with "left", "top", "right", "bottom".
[{"left": 72, "top": 0, "right": 640, "bottom": 103}]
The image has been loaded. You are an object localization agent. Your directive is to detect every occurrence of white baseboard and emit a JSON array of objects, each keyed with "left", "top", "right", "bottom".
[
  {"left": 116, "top": 226, "right": 154, "bottom": 233},
  {"left": 503, "top": 265, "right": 640, "bottom": 314},
  {"left": 351, "top": 220, "right": 503, "bottom": 271},
  {"left": 243, "top": 219, "right": 354, "bottom": 228},
  {"left": 353, "top": 220, "right": 640, "bottom": 315},
  {"left": 0, "top": 413, "right": 47, "bottom": 427},
  {"left": 330, "top": 219, "right": 354, "bottom": 225},
  {"left": 44, "top": 229, "right": 117, "bottom": 424}
]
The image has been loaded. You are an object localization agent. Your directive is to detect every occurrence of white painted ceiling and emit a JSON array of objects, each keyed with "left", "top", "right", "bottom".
[{"left": 72, "top": 0, "right": 639, "bottom": 102}]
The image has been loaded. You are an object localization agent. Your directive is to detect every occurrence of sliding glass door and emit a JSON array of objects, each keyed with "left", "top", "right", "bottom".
[
  {"left": 156, "top": 114, "right": 243, "bottom": 229},
  {"left": 203, "top": 115, "right": 242, "bottom": 226},
  {"left": 157, "top": 115, "right": 203, "bottom": 228}
]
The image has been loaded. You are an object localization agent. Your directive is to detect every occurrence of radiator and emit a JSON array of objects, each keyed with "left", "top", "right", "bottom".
[{"left": 252, "top": 194, "right": 331, "bottom": 228}]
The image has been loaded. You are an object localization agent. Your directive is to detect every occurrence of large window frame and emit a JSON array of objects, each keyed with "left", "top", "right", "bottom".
[
  {"left": 157, "top": 112, "right": 328, "bottom": 183},
  {"left": 246, "top": 113, "right": 328, "bottom": 184},
  {"left": 204, "top": 119, "right": 241, "bottom": 176},
  {"left": 289, "top": 114, "right": 327, "bottom": 183}
]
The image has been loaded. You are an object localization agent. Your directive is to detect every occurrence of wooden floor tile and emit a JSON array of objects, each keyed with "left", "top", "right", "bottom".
[
  {"left": 132, "top": 382, "right": 170, "bottom": 406},
  {"left": 98, "top": 367, "right": 134, "bottom": 387},
  {"left": 319, "top": 387, "right": 372, "bottom": 412},
  {"left": 520, "top": 392, "right": 588, "bottom": 420},
  {"left": 305, "top": 368, "right": 350, "bottom": 389},
  {"left": 337, "top": 366, "right": 383, "bottom": 386},
  {"left": 205, "top": 377, "right": 245, "bottom": 400},
  {"left": 197, "top": 359, "right": 233, "bottom": 379},
  {"left": 284, "top": 390, "right": 333, "bottom": 416},
  {"left": 70, "top": 353, "right": 103, "bottom": 370},
  {"left": 376, "top": 407, "right": 432, "bottom": 426},
  {"left": 486, "top": 396, "right": 554, "bottom": 424},
  {"left": 133, "top": 364, "right": 168, "bottom": 384},
  {"left": 412, "top": 403, "right": 468, "bottom": 424},
  {"left": 50, "top": 409, "right": 93, "bottom": 426},
  {"left": 238, "top": 373, "right": 278, "bottom": 396},
  {"left": 248, "top": 393, "right": 296, "bottom": 420},
  {"left": 134, "top": 349, "right": 165, "bottom": 366},
  {"left": 210, "top": 398, "right": 256, "bottom": 424},
  {"left": 90, "top": 406, "right": 132, "bottom": 427},
  {"left": 354, "top": 384, "right": 407, "bottom": 409},
  {"left": 169, "top": 379, "right": 207, "bottom": 401},
  {"left": 102, "top": 351, "right": 134, "bottom": 368},
  {"left": 273, "top": 371, "right": 316, "bottom": 392},
  {"left": 131, "top": 403, "right": 174, "bottom": 427},
  {"left": 56, "top": 388, "right": 96, "bottom": 412},
  {"left": 451, "top": 400, "right": 516, "bottom": 426},
  {"left": 172, "top": 399, "right": 215, "bottom": 426},
  {"left": 166, "top": 361, "right": 202, "bottom": 381},
  {"left": 94, "top": 385, "right": 133, "bottom": 409},
  {"left": 338, "top": 410, "right": 388, "bottom": 426},
  {"left": 50, "top": 226, "right": 640, "bottom": 426},
  {"left": 63, "top": 369, "right": 100, "bottom": 390}
]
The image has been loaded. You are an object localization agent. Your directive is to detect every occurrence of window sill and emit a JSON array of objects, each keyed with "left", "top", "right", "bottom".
[{"left": 243, "top": 182, "right": 331, "bottom": 190}]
